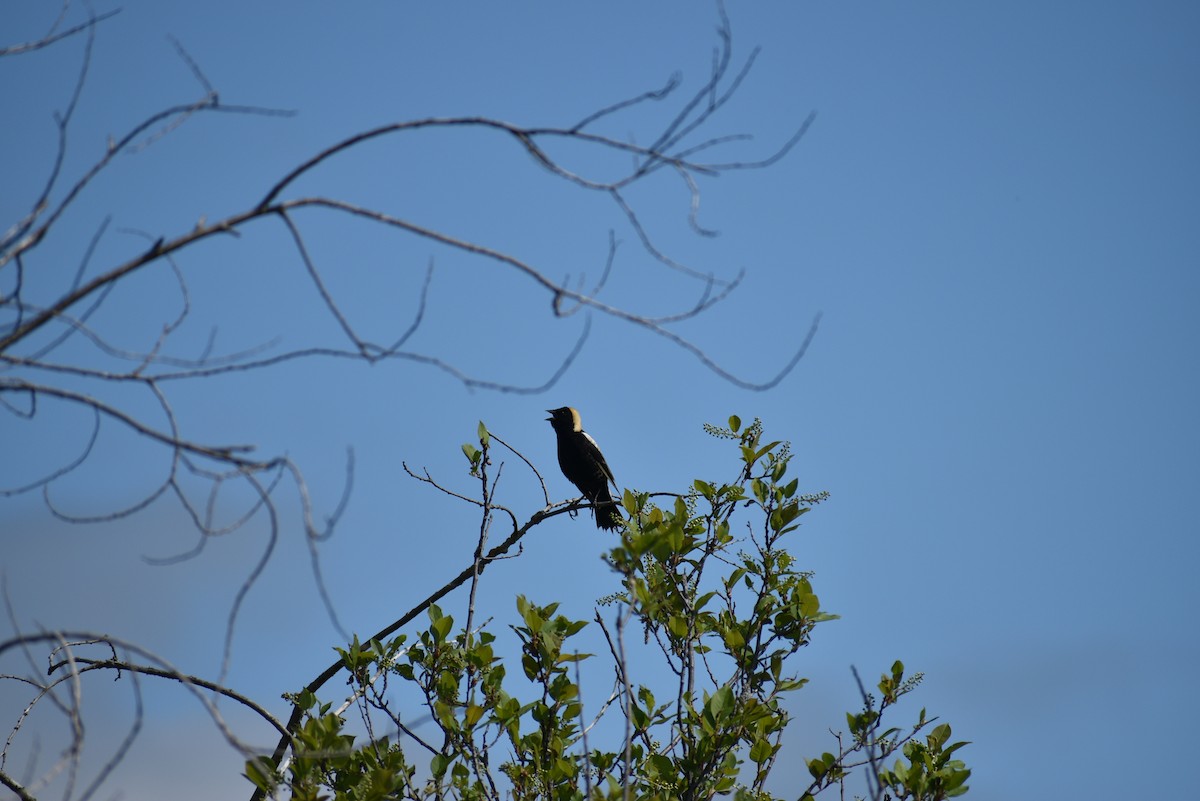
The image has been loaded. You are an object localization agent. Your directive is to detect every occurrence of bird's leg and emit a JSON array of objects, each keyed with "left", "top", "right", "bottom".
[{"left": 567, "top": 496, "right": 585, "bottom": 519}]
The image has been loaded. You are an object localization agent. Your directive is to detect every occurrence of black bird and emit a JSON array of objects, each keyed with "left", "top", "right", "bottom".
[{"left": 546, "top": 406, "right": 623, "bottom": 530}]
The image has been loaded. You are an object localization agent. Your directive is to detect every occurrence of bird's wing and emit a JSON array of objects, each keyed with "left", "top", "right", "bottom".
[{"left": 582, "top": 431, "right": 617, "bottom": 489}]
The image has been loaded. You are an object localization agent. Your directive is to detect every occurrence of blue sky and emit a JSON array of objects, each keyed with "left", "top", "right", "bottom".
[{"left": 2, "top": 2, "right": 1198, "bottom": 800}]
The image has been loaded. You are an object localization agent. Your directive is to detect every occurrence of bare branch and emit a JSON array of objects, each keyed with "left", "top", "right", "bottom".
[
  {"left": 0, "top": 770, "right": 36, "bottom": 801},
  {"left": 0, "top": 92, "right": 292, "bottom": 271},
  {"left": 569, "top": 72, "right": 682, "bottom": 134},
  {"left": 0, "top": 631, "right": 297, "bottom": 753},
  {"left": 0, "top": 380, "right": 264, "bottom": 466},
  {"left": 489, "top": 433, "right": 550, "bottom": 506},
  {"left": 65, "top": 657, "right": 291, "bottom": 743},
  {"left": 0, "top": 8, "right": 120, "bottom": 57},
  {"left": 0, "top": 406, "right": 100, "bottom": 497}
]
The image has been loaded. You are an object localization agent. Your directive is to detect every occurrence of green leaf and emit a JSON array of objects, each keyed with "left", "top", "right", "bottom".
[
  {"left": 430, "top": 614, "right": 453, "bottom": 644},
  {"left": 799, "top": 591, "right": 820, "bottom": 617},
  {"left": 755, "top": 440, "right": 782, "bottom": 461},
  {"left": 944, "top": 740, "right": 973, "bottom": 758},
  {"left": 707, "top": 685, "right": 734, "bottom": 719},
  {"left": 630, "top": 702, "right": 649, "bottom": 730},
  {"left": 806, "top": 752, "right": 838, "bottom": 780},
  {"left": 749, "top": 738, "right": 773, "bottom": 764},
  {"left": 729, "top": 414, "right": 741, "bottom": 432},
  {"left": 477, "top": 420, "right": 489, "bottom": 447},
  {"left": 243, "top": 757, "right": 275, "bottom": 792},
  {"left": 720, "top": 624, "right": 745, "bottom": 652},
  {"left": 648, "top": 753, "right": 674, "bottom": 777},
  {"left": 726, "top": 567, "right": 746, "bottom": 589}
]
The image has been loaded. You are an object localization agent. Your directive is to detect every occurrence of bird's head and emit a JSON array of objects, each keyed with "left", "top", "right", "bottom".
[{"left": 546, "top": 407, "right": 582, "bottom": 432}]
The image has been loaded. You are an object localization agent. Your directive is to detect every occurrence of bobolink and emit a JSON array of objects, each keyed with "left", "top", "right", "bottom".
[{"left": 546, "top": 406, "right": 623, "bottom": 530}]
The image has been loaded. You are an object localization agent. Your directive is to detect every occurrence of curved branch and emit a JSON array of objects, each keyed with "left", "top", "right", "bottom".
[
  {"left": 0, "top": 405, "right": 100, "bottom": 496},
  {"left": 0, "top": 8, "right": 120, "bottom": 57},
  {"left": 0, "top": 380, "right": 263, "bottom": 466},
  {"left": 62, "top": 657, "right": 292, "bottom": 743},
  {"left": 0, "top": 631, "right": 297, "bottom": 752},
  {"left": 490, "top": 433, "right": 551, "bottom": 506},
  {"left": 0, "top": 771, "right": 35, "bottom": 801},
  {"left": 3, "top": 95, "right": 817, "bottom": 387},
  {"left": 78, "top": 663, "right": 143, "bottom": 801}
]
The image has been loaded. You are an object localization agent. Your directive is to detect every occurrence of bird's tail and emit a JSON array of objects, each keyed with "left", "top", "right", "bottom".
[{"left": 592, "top": 488, "right": 623, "bottom": 531}]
